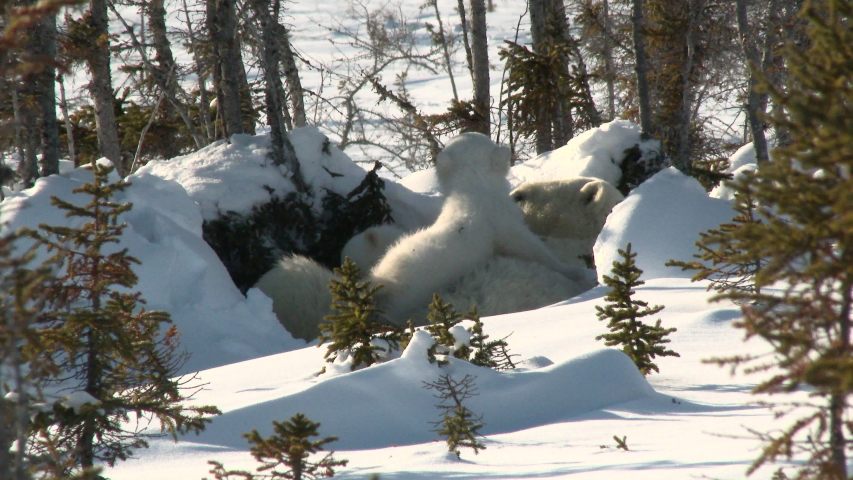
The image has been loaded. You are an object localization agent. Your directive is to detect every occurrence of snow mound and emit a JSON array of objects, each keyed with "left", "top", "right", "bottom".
[
  {"left": 594, "top": 167, "right": 735, "bottom": 282},
  {"left": 510, "top": 120, "right": 657, "bottom": 187},
  {"left": 194, "top": 348, "right": 654, "bottom": 451},
  {"left": 139, "top": 127, "right": 441, "bottom": 231},
  {"left": 0, "top": 166, "right": 301, "bottom": 374}
]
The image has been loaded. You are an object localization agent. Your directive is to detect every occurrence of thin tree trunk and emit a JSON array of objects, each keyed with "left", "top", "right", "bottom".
[
  {"left": 111, "top": 4, "right": 205, "bottom": 150},
  {"left": 432, "top": 0, "right": 459, "bottom": 102},
  {"left": 181, "top": 0, "right": 214, "bottom": 143},
  {"left": 675, "top": 0, "right": 701, "bottom": 171},
  {"left": 603, "top": 0, "right": 615, "bottom": 120},
  {"left": 207, "top": 0, "right": 245, "bottom": 138},
  {"left": 279, "top": 25, "right": 306, "bottom": 128},
  {"left": 58, "top": 75, "right": 76, "bottom": 166},
  {"left": 457, "top": 0, "right": 473, "bottom": 77},
  {"left": 33, "top": 14, "right": 60, "bottom": 177},
  {"left": 11, "top": 89, "right": 27, "bottom": 181},
  {"left": 17, "top": 84, "right": 39, "bottom": 187},
  {"left": 529, "top": 0, "right": 552, "bottom": 153},
  {"left": 735, "top": 0, "right": 769, "bottom": 164},
  {"left": 469, "top": 0, "right": 490, "bottom": 135},
  {"left": 87, "top": 0, "right": 124, "bottom": 172},
  {"left": 252, "top": 0, "right": 307, "bottom": 192},
  {"left": 631, "top": 0, "right": 654, "bottom": 136},
  {"left": 147, "top": 0, "right": 181, "bottom": 158}
]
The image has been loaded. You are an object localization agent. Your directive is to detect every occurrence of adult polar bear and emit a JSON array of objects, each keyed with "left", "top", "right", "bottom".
[{"left": 369, "top": 132, "right": 589, "bottom": 323}]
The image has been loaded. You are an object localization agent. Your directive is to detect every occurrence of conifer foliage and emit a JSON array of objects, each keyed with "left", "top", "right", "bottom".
[
  {"left": 206, "top": 413, "right": 347, "bottom": 480},
  {"left": 596, "top": 243, "right": 679, "bottom": 375},
  {"left": 423, "top": 374, "right": 486, "bottom": 457},
  {"left": 318, "top": 258, "right": 406, "bottom": 371},
  {"left": 698, "top": 1, "right": 853, "bottom": 477},
  {"left": 424, "top": 294, "right": 516, "bottom": 370},
  {"left": 25, "top": 161, "right": 219, "bottom": 474}
]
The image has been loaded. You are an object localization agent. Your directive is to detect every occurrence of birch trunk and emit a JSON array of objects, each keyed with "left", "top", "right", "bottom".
[{"left": 735, "top": 0, "right": 769, "bottom": 163}]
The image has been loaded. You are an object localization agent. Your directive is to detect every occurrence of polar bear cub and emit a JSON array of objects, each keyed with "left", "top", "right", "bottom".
[
  {"left": 511, "top": 177, "right": 624, "bottom": 268},
  {"left": 370, "top": 132, "right": 587, "bottom": 323},
  {"left": 340, "top": 224, "right": 404, "bottom": 270}
]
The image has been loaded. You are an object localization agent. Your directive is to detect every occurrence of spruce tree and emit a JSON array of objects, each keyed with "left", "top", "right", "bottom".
[
  {"left": 423, "top": 374, "right": 486, "bottom": 457},
  {"left": 698, "top": 1, "right": 853, "bottom": 477},
  {"left": 206, "top": 413, "right": 347, "bottom": 480},
  {"left": 596, "top": 243, "right": 679, "bottom": 375},
  {"left": 318, "top": 258, "right": 405, "bottom": 370},
  {"left": 25, "top": 161, "right": 219, "bottom": 474}
]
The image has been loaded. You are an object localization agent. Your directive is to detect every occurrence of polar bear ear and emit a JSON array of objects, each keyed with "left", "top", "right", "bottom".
[{"left": 579, "top": 181, "right": 602, "bottom": 206}]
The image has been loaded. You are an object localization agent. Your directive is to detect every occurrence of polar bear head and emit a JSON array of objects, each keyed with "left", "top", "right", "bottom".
[
  {"left": 510, "top": 177, "right": 625, "bottom": 241},
  {"left": 341, "top": 224, "right": 405, "bottom": 270},
  {"left": 436, "top": 132, "right": 511, "bottom": 192}
]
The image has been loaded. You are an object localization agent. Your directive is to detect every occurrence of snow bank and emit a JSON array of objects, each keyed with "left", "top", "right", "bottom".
[
  {"left": 193, "top": 348, "right": 655, "bottom": 451},
  {"left": 0, "top": 165, "right": 300, "bottom": 374},
  {"left": 594, "top": 167, "right": 735, "bottom": 282}
]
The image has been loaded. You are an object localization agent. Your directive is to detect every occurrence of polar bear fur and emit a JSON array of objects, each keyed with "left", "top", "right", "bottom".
[
  {"left": 253, "top": 254, "right": 335, "bottom": 342},
  {"left": 369, "top": 132, "right": 587, "bottom": 323},
  {"left": 511, "top": 177, "right": 624, "bottom": 268},
  {"left": 340, "top": 224, "right": 405, "bottom": 270}
]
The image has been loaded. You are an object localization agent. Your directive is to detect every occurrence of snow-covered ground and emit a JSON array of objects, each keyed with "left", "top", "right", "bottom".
[{"left": 1, "top": 118, "right": 796, "bottom": 478}]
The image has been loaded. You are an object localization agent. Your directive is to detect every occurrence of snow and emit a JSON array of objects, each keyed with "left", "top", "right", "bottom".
[{"left": 2, "top": 122, "right": 800, "bottom": 478}]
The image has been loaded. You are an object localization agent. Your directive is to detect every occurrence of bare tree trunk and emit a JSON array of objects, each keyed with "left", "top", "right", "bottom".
[
  {"left": 675, "top": 0, "right": 701, "bottom": 171},
  {"left": 147, "top": 0, "right": 181, "bottom": 158},
  {"left": 32, "top": 14, "right": 60, "bottom": 177},
  {"left": 181, "top": 0, "right": 214, "bottom": 143},
  {"left": 432, "top": 0, "right": 459, "bottom": 102},
  {"left": 279, "top": 25, "right": 306, "bottom": 128},
  {"left": 251, "top": 0, "right": 307, "bottom": 193},
  {"left": 58, "top": 75, "right": 76, "bottom": 166},
  {"left": 457, "top": 0, "right": 473, "bottom": 78},
  {"left": 11, "top": 89, "right": 27, "bottom": 181},
  {"left": 87, "top": 0, "right": 124, "bottom": 172},
  {"left": 17, "top": 82, "right": 40, "bottom": 187},
  {"left": 469, "top": 0, "right": 490, "bottom": 135},
  {"left": 529, "top": 0, "right": 552, "bottom": 153},
  {"left": 207, "top": 0, "right": 245, "bottom": 138},
  {"left": 603, "top": 0, "right": 616, "bottom": 120},
  {"left": 735, "top": 0, "right": 769, "bottom": 164},
  {"left": 631, "top": 0, "right": 654, "bottom": 136}
]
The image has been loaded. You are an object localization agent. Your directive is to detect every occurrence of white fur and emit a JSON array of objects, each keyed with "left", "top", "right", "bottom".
[
  {"left": 370, "top": 133, "right": 587, "bottom": 323},
  {"left": 253, "top": 255, "right": 335, "bottom": 341},
  {"left": 511, "top": 177, "right": 624, "bottom": 267},
  {"left": 340, "top": 224, "right": 405, "bottom": 270}
]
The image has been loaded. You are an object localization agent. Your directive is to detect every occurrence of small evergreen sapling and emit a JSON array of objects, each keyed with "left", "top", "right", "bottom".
[
  {"left": 206, "top": 413, "right": 348, "bottom": 480},
  {"left": 596, "top": 243, "right": 679, "bottom": 375},
  {"left": 25, "top": 161, "right": 220, "bottom": 474},
  {"left": 318, "top": 258, "right": 407, "bottom": 371},
  {"left": 424, "top": 294, "right": 516, "bottom": 370},
  {"left": 422, "top": 374, "right": 486, "bottom": 457}
]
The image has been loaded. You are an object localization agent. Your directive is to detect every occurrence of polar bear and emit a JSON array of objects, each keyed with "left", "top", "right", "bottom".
[
  {"left": 253, "top": 254, "right": 336, "bottom": 342},
  {"left": 511, "top": 177, "right": 624, "bottom": 268},
  {"left": 369, "top": 132, "right": 588, "bottom": 323},
  {"left": 340, "top": 223, "right": 405, "bottom": 269}
]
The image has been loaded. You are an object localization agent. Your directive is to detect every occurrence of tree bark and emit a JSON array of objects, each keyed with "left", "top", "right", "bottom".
[
  {"left": 457, "top": 0, "right": 473, "bottom": 77},
  {"left": 181, "top": 0, "right": 214, "bottom": 143},
  {"left": 631, "top": 0, "right": 654, "bottom": 136},
  {"left": 87, "top": 0, "right": 124, "bottom": 172},
  {"left": 147, "top": 0, "right": 181, "bottom": 158},
  {"left": 469, "top": 0, "right": 490, "bottom": 135},
  {"left": 528, "top": 0, "right": 552, "bottom": 153},
  {"left": 603, "top": 0, "right": 615, "bottom": 120},
  {"left": 675, "top": 0, "right": 701, "bottom": 171},
  {"left": 207, "top": 0, "right": 245, "bottom": 138},
  {"left": 279, "top": 25, "right": 306, "bottom": 128},
  {"left": 735, "top": 0, "right": 769, "bottom": 163},
  {"left": 33, "top": 14, "right": 60, "bottom": 177},
  {"left": 58, "top": 75, "right": 76, "bottom": 166},
  {"left": 251, "top": 0, "right": 306, "bottom": 193}
]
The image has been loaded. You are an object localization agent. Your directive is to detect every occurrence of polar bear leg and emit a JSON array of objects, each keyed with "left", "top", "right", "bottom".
[{"left": 253, "top": 255, "right": 336, "bottom": 342}]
